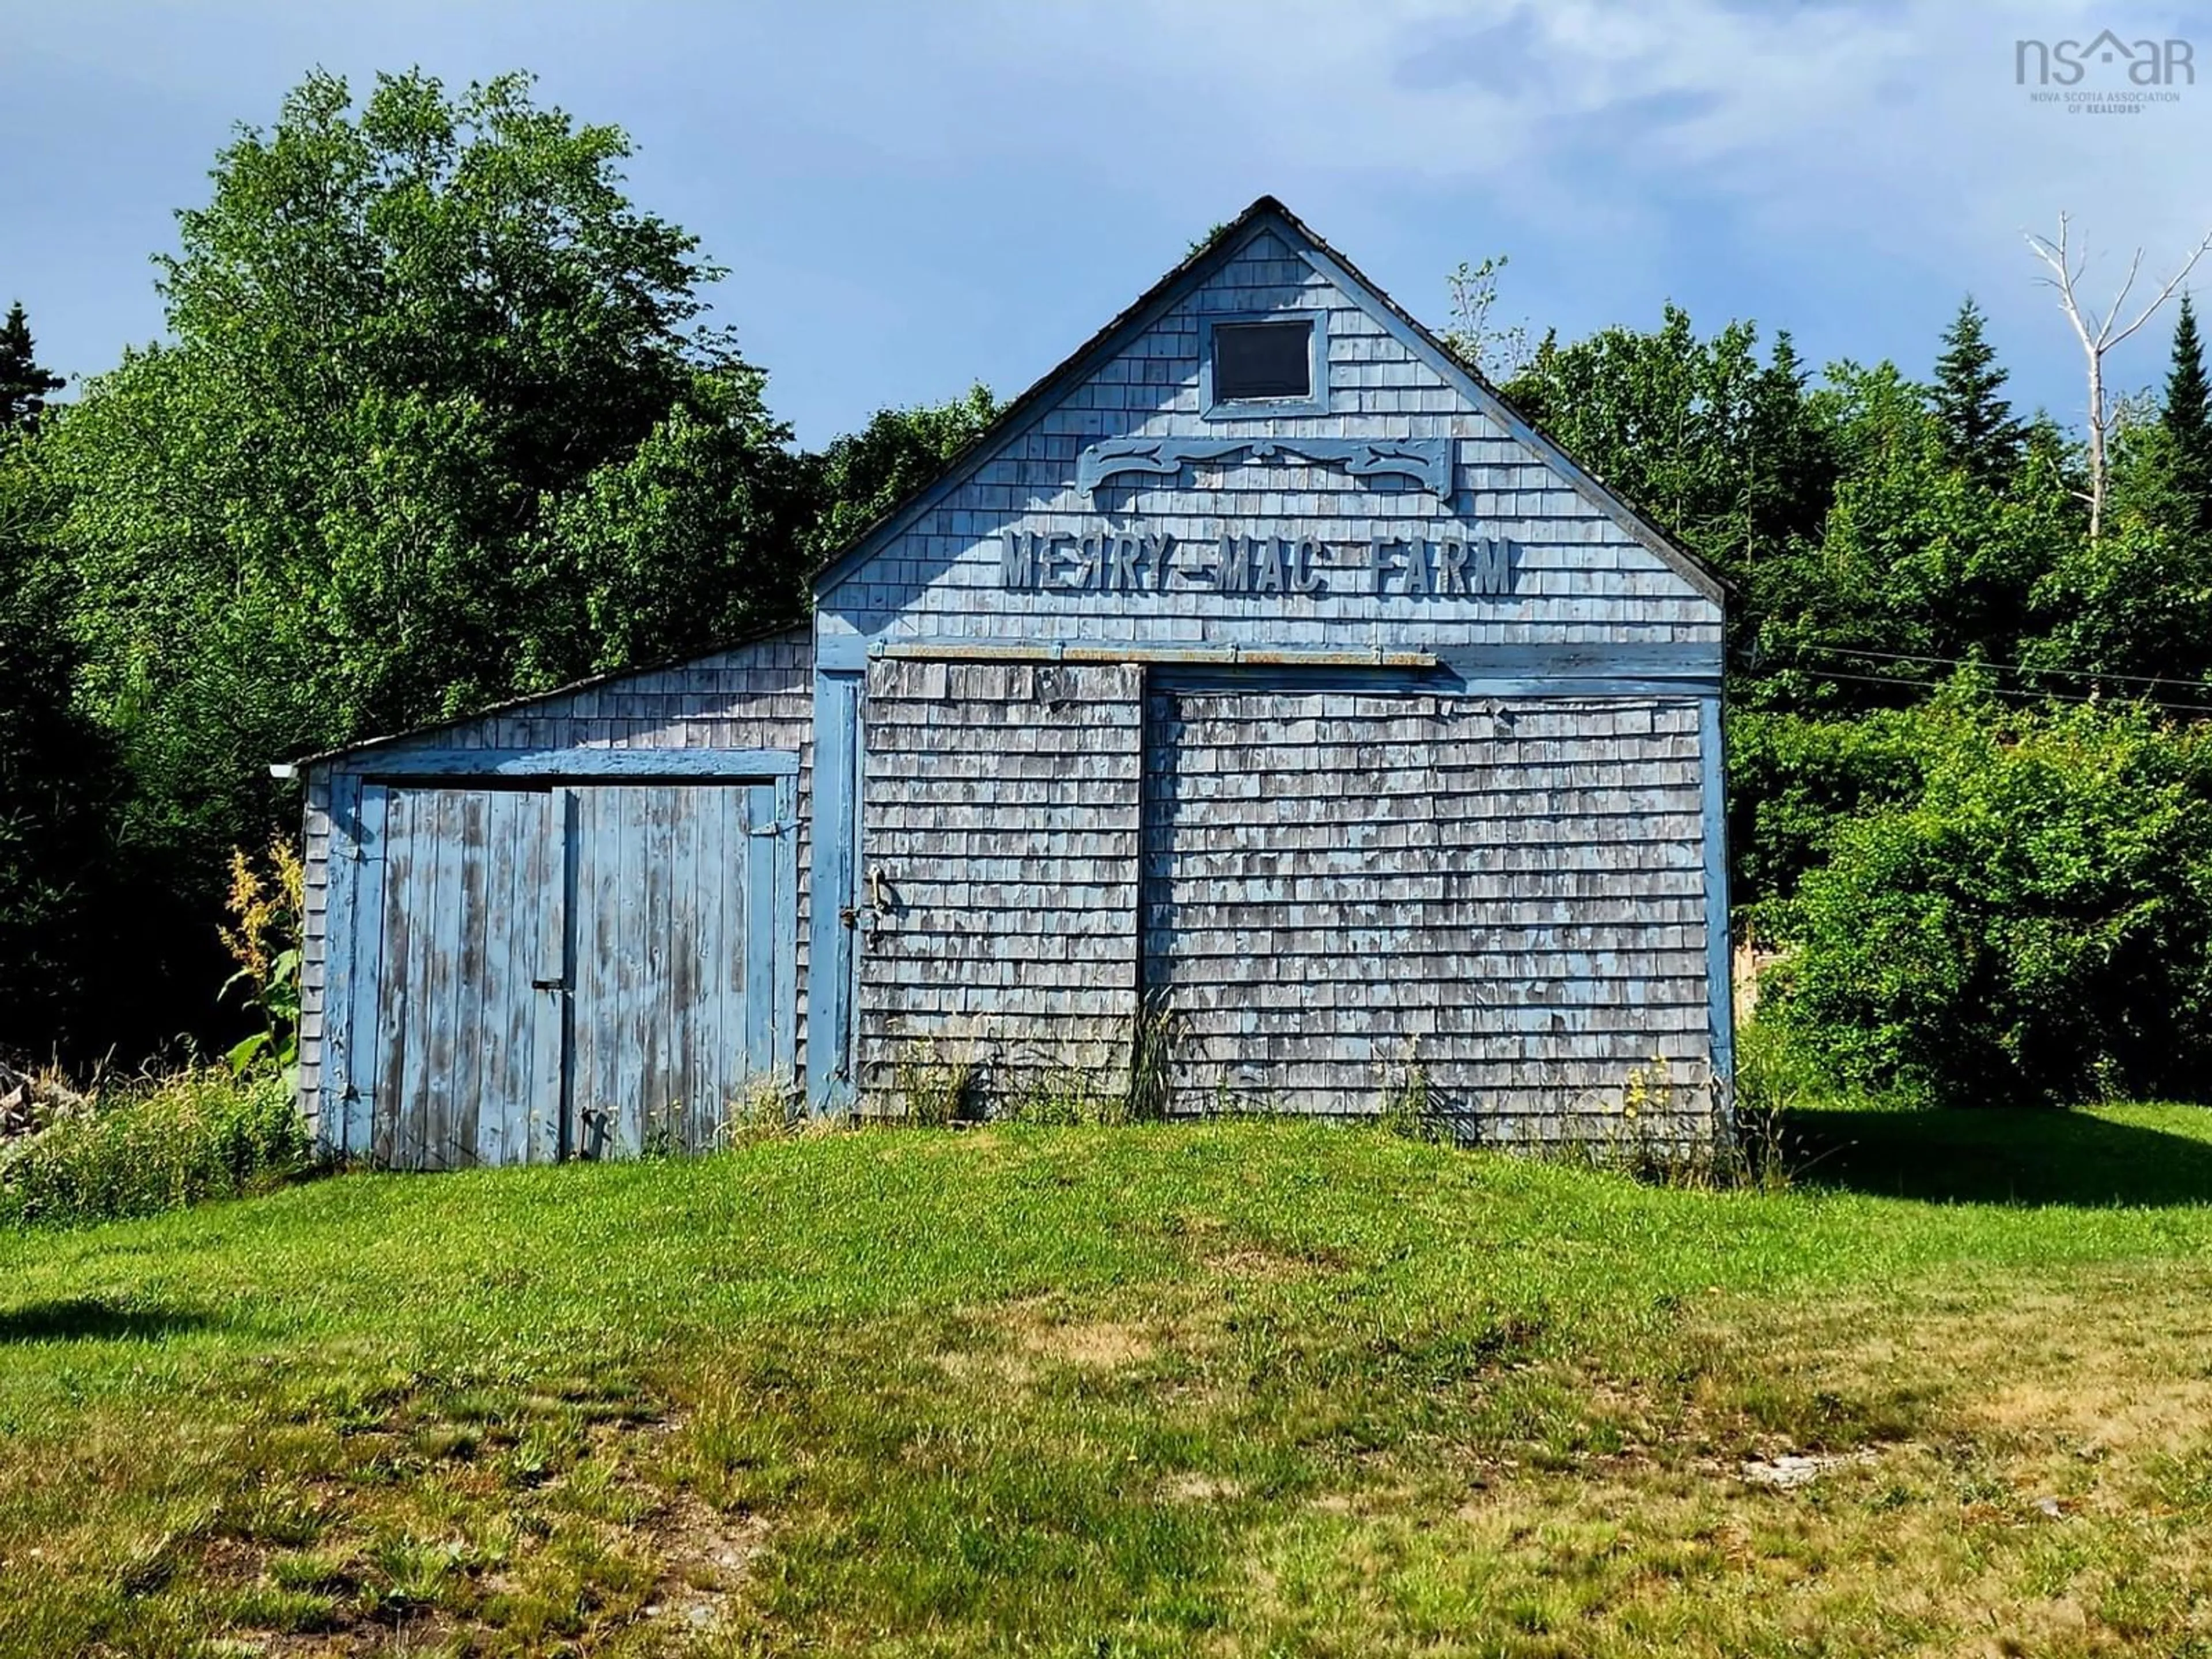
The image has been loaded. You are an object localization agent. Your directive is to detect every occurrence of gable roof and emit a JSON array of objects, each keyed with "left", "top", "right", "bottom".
[{"left": 812, "top": 194, "right": 1726, "bottom": 607}]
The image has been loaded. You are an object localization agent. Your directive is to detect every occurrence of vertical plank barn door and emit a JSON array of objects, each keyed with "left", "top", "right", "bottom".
[
  {"left": 370, "top": 786, "right": 560, "bottom": 1169},
  {"left": 362, "top": 777, "right": 794, "bottom": 1166},
  {"left": 567, "top": 782, "right": 792, "bottom": 1157}
]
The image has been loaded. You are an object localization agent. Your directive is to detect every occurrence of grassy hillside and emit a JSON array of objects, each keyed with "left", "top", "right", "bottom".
[{"left": 3, "top": 1111, "right": 2210, "bottom": 1656}]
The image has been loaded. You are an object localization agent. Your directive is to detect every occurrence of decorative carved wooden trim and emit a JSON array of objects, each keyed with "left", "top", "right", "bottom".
[{"left": 1075, "top": 435, "right": 1451, "bottom": 499}]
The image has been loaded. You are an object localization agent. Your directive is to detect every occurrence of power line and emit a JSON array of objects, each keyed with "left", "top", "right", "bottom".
[
  {"left": 1800, "top": 666, "right": 2212, "bottom": 718},
  {"left": 1795, "top": 643, "right": 2212, "bottom": 695}
]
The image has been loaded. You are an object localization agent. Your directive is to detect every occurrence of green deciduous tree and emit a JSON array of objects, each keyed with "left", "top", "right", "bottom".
[
  {"left": 2026, "top": 416, "right": 2212, "bottom": 692},
  {"left": 1725, "top": 704, "right": 1937, "bottom": 916},
  {"left": 1748, "top": 365, "right": 2076, "bottom": 712},
  {"left": 528, "top": 363, "right": 807, "bottom": 677},
  {"left": 1770, "top": 692, "right": 2212, "bottom": 1108},
  {"left": 41, "top": 68, "right": 797, "bottom": 875},
  {"left": 1501, "top": 306, "right": 1835, "bottom": 626},
  {"left": 15, "top": 68, "right": 828, "bottom": 1058},
  {"left": 793, "top": 384, "right": 999, "bottom": 573}
]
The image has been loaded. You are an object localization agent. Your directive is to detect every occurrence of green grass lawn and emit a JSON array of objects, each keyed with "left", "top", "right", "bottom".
[{"left": 3, "top": 1108, "right": 2211, "bottom": 1657}]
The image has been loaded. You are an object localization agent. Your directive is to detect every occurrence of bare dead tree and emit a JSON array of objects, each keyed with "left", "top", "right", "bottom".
[{"left": 2027, "top": 213, "right": 2212, "bottom": 539}]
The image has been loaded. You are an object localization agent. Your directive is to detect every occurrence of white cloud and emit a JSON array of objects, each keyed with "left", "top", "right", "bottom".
[
  {"left": 868, "top": 0, "right": 2211, "bottom": 273},
  {"left": 797, "top": 0, "right": 2212, "bottom": 410},
  {"left": 13, "top": 0, "right": 2207, "bottom": 430}
]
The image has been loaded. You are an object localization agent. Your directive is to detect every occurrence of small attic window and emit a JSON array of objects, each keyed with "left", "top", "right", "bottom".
[
  {"left": 1201, "top": 312, "right": 1328, "bottom": 418},
  {"left": 1215, "top": 321, "right": 1310, "bottom": 400}
]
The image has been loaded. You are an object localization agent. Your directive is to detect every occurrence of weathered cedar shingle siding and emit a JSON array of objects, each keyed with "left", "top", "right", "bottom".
[
  {"left": 301, "top": 770, "right": 334, "bottom": 1108},
  {"left": 858, "top": 660, "right": 1142, "bottom": 1108},
  {"left": 1143, "top": 690, "right": 1714, "bottom": 1128},
  {"left": 812, "top": 209, "right": 1730, "bottom": 1136}
]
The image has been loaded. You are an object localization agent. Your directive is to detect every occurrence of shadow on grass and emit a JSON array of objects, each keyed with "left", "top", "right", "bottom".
[
  {"left": 1787, "top": 1107, "right": 2212, "bottom": 1208},
  {"left": 0, "top": 1298, "right": 214, "bottom": 1343}
]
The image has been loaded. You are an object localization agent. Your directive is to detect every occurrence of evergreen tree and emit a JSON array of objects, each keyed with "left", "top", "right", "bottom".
[
  {"left": 0, "top": 302, "right": 65, "bottom": 432},
  {"left": 2163, "top": 293, "right": 2212, "bottom": 521},
  {"left": 1930, "top": 297, "right": 2024, "bottom": 487},
  {"left": 0, "top": 456, "right": 122, "bottom": 1055}
]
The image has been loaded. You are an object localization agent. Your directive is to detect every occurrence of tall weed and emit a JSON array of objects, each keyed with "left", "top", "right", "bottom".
[
  {"left": 219, "top": 836, "right": 304, "bottom": 1080},
  {"left": 0, "top": 1068, "right": 312, "bottom": 1228}
]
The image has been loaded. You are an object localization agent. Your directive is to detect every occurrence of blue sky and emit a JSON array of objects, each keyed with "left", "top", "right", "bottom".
[{"left": 8, "top": 1, "right": 2210, "bottom": 446}]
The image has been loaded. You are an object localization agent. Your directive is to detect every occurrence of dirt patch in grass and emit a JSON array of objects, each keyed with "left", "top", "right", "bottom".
[
  {"left": 1205, "top": 1244, "right": 1335, "bottom": 1282},
  {"left": 641, "top": 1491, "right": 770, "bottom": 1638},
  {"left": 1161, "top": 1472, "right": 1245, "bottom": 1503},
  {"left": 1733, "top": 1447, "right": 1883, "bottom": 1488},
  {"left": 1955, "top": 1282, "right": 2212, "bottom": 1461},
  {"left": 933, "top": 1295, "right": 1193, "bottom": 1388},
  {"left": 1157, "top": 1199, "right": 1353, "bottom": 1285},
  {"left": 1016, "top": 1315, "right": 1157, "bottom": 1370}
]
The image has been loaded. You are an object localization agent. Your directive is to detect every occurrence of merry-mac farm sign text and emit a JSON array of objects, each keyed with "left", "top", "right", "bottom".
[{"left": 998, "top": 529, "right": 1517, "bottom": 599}]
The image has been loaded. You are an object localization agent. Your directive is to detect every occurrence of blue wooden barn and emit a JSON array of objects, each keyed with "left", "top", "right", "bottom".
[{"left": 296, "top": 197, "right": 1731, "bottom": 1167}]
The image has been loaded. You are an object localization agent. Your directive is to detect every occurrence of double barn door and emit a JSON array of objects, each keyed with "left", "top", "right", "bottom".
[{"left": 337, "top": 776, "right": 796, "bottom": 1168}]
